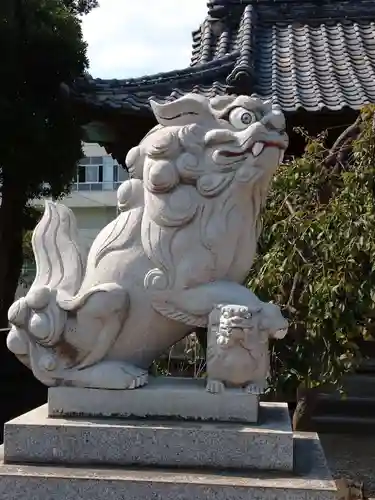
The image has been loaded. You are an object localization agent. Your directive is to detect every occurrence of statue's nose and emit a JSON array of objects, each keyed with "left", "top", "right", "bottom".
[{"left": 261, "top": 109, "right": 286, "bottom": 133}]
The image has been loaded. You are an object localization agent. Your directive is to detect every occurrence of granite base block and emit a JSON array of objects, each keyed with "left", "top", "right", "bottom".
[
  {"left": 48, "top": 377, "right": 259, "bottom": 422},
  {"left": 0, "top": 435, "right": 337, "bottom": 500},
  {"left": 4, "top": 403, "right": 293, "bottom": 471}
]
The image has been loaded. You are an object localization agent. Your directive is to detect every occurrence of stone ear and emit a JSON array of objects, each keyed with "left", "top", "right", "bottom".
[{"left": 149, "top": 94, "right": 213, "bottom": 127}]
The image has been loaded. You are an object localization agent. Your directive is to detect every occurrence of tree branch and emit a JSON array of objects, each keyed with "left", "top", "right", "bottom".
[{"left": 325, "top": 114, "right": 363, "bottom": 168}]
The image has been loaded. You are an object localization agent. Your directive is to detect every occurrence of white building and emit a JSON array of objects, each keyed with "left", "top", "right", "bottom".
[
  {"left": 34, "top": 143, "right": 128, "bottom": 252},
  {"left": 16, "top": 143, "right": 128, "bottom": 297}
]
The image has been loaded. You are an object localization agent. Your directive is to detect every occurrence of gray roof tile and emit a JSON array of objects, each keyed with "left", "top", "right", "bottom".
[{"left": 72, "top": 0, "right": 375, "bottom": 113}]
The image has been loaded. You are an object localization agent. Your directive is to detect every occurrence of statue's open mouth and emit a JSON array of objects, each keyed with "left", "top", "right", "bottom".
[{"left": 219, "top": 140, "right": 286, "bottom": 163}]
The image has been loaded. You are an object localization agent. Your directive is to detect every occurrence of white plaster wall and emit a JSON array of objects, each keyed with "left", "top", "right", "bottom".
[
  {"left": 73, "top": 206, "right": 117, "bottom": 252},
  {"left": 82, "top": 143, "right": 108, "bottom": 156}
]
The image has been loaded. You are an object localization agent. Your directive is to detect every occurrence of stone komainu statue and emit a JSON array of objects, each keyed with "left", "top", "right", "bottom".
[
  {"left": 7, "top": 93, "right": 289, "bottom": 390},
  {"left": 206, "top": 303, "right": 287, "bottom": 395}
]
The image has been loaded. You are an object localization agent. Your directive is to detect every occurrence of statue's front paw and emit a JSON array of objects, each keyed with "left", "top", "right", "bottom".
[
  {"left": 206, "top": 379, "right": 225, "bottom": 394},
  {"left": 245, "top": 383, "right": 266, "bottom": 395}
]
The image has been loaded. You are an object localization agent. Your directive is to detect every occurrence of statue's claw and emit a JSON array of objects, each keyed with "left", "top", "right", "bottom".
[
  {"left": 120, "top": 363, "right": 149, "bottom": 389},
  {"left": 127, "top": 372, "right": 149, "bottom": 389},
  {"left": 206, "top": 379, "right": 225, "bottom": 394}
]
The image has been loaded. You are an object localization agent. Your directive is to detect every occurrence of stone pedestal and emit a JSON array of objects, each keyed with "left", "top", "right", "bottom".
[
  {"left": 48, "top": 377, "right": 260, "bottom": 423},
  {"left": 3, "top": 403, "right": 293, "bottom": 471},
  {"left": 0, "top": 378, "right": 337, "bottom": 499}
]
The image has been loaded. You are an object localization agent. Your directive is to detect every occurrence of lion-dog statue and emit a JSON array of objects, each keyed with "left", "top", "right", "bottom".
[{"left": 7, "top": 93, "right": 289, "bottom": 390}]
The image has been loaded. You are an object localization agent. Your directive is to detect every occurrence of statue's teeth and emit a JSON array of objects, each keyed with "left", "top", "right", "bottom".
[{"left": 252, "top": 142, "right": 264, "bottom": 157}]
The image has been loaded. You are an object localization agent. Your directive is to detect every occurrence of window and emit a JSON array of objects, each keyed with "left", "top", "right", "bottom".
[
  {"left": 78, "top": 156, "right": 103, "bottom": 166},
  {"left": 76, "top": 156, "right": 104, "bottom": 189},
  {"left": 114, "top": 164, "right": 128, "bottom": 183},
  {"left": 73, "top": 154, "right": 127, "bottom": 191},
  {"left": 78, "top": 165, "right": 103, "bottom": 183}
]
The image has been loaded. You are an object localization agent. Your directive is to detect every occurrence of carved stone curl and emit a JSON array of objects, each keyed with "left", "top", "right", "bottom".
[
  {"left": 206, "top": 302, "right": 288, "bottom": 395},
  {"left": 6, "top": 93, "right": 289, "bottom": 390}
]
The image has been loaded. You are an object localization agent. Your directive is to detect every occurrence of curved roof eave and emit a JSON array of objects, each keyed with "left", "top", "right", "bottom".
[{"left": 69, "top": 53, "right": 238, "bottom": 113}]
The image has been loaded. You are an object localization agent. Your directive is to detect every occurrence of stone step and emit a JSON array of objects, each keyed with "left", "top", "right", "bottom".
[
  {"left": 316, "top": 394, "right": 375, "bottom": 418},
  {"left": 313, "top": 377, "right": 375, "bottom": 433},
  {"left": 47, "top": 377, "right": 259, "bottom": 423},
  {"left": 3, "top": 403, "right": 293, "bottom": 471},
  {"left": 314, "top": 414, "right": 375, "bottom": 434},
  {"left": 0, "top": 435, "right": 337, "bottom": 500},
  {"left": 322, "top": 374, "right": 375, "bottom": 399}
]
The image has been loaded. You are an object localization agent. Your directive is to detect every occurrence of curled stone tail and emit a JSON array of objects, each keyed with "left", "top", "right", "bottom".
[{"left": 30, "top": 201, "right": 86, "bottom": 296}]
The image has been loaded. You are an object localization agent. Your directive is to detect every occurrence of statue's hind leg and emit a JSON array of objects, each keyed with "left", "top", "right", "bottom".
[
  {"left": 7, "top": 285, "right": 149, "bottom": 390},
  {"left": 58, "top": 286, "right": 149, "bottom": 389}
]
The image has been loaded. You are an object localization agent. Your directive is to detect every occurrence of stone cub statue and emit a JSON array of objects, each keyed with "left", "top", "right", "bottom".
[{"left": 206, "top": 303, "right": 287, "bottom": 395}]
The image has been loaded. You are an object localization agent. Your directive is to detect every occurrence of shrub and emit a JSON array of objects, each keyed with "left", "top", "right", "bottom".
[{"left": 248, "top": 106, "right": 375, "bottom": 407}]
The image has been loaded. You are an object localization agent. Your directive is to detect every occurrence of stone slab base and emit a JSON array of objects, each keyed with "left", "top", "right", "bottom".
[
  {"left": 48, "top": 377, "right": 259, "bottom": 422},
  {"left": 4, "top": 403, "right": 293, "bottom": 471},
  {"left": 0, "top": 435, "right": 337, "bottom": 500}
]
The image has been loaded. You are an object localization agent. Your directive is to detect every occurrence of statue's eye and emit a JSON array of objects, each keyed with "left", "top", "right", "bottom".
[{"left": 228, "top": 107, "right": 257, "bottom": 130}]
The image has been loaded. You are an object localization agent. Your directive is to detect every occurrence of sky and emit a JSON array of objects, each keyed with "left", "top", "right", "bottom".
[{"left": 81, "top": 0, "right": 207, "bottom": 79}]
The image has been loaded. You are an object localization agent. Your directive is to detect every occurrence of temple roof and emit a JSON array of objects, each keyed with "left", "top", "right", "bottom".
[{"left": 72, "top": 0, "right": 375, "bottom": 114}]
